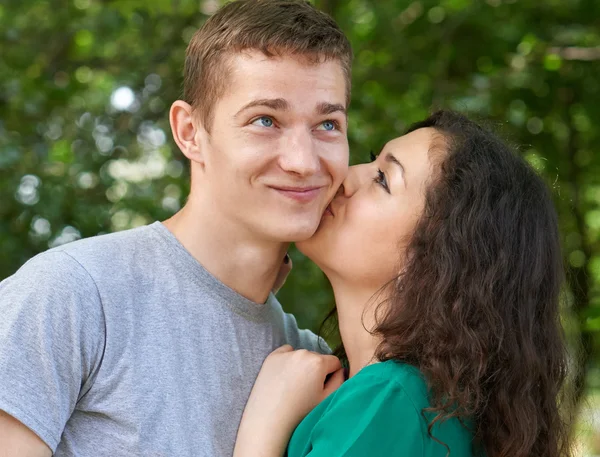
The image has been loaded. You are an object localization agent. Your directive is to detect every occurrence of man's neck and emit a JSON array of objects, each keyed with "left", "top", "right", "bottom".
[{"left": 163, "top": 200, "right": 288, "bottom": 304}]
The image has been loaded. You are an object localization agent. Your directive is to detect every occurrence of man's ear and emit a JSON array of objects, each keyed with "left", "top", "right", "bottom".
[{"left": 169, "top": 100, "right": 206, "bottom": 166}]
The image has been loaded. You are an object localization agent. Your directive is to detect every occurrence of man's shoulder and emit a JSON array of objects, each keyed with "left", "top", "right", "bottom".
[
  {"left": 296, "top": 327, "right": 331, "bottom": 354},
  {"left": 267, "top": 294, "right": 331, "bottom": 354},
  {"left": 2, "top": 223, "right": 163, "bottom": 300},
  {"left": 50, "top": 223, "right": 159, "bottom": 268}
]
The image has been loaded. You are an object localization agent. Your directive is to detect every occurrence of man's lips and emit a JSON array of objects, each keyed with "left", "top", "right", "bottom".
[{"left": 269, "top": 185, "right": 325, "bottom": 203}]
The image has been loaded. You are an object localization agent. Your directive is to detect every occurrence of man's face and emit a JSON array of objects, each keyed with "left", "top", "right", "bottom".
[{"left": 196, "top": 50, "right": 349, "bottom": 243}]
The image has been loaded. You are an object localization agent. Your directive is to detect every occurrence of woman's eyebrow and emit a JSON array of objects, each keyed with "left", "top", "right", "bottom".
[{"left": 386, "top": 152, "right": 406, "bottom": 188}]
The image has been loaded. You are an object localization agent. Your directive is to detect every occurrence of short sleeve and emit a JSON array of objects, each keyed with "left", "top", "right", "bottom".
[
  {"left": 298, "top": 329, "right": 331, "bottom": 355},
  {"left": 269, "top": 293, "right": 332, "bottom": 355},
  {"left": 305, "top": 374, "right": 424, "bottom": 456},
  {"left": 0, "top": 251, "right": 105, "bottom": 451}
]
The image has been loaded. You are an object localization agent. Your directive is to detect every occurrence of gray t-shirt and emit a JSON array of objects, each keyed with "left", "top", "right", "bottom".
[{"left": 0, "top": 222, "right": 327, "bottom": 456}]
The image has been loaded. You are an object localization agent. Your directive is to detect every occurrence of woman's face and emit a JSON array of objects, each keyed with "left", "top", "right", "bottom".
[{"left": 298, "top": 127, "right": 439, "bottom": 289}]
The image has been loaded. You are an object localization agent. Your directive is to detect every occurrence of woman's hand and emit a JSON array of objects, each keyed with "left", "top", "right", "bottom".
[{"left": 233, "top": 345, "right": 345, "bottom": 457}]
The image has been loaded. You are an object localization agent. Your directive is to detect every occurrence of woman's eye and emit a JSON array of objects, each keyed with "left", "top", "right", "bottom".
[
  {"left": 316, "top": 120, "right": 337, "bottom": 131},
  {"left": 251, "top": 116, "right": 275, "bottom": 128},
  {"left": 373, "top": 169, "right": 390, "bottom": 193}
]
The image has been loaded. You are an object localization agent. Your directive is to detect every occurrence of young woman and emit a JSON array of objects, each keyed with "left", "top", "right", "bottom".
[{"left": 234, "top": 110, "right": 571, "bottom": 457}]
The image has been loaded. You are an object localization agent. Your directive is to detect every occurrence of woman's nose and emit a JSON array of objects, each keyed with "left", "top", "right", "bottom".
[{"left": 340, "top": 164, "right": 365, "bottom": 198}]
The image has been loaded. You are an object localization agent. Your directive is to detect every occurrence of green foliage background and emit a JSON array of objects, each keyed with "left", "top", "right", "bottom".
[{"left": 1, "top": 0, "right": 599, "bottom": 441}]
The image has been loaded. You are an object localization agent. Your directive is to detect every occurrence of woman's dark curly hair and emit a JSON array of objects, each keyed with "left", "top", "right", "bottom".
[
  {"left": 321, "top": 110, "right": 572, "bottom": 456},
  {"left": 371, "top": 110, "right": 570, "bottom": 456}
]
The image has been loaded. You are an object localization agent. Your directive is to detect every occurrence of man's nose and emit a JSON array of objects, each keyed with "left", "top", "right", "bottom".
[{"left": 278, "top": 129, "right": 319, "bottom": 177}]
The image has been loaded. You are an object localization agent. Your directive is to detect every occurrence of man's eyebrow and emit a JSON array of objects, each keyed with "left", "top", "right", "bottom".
[
  {"left": 386, "top": 153, "right": 407, "bottom": 187},
  {"left": 236, "top": 98, "right": 289, "bottom": 117},
  {"left": 316, "top": 102, "right": 347, "bottom": 116}
]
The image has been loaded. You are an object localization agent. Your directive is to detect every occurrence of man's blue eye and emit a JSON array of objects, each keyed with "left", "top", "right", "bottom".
[
  {"left": 318, "top": 121, "right": 336, "bottom": 131},
  {"left": 252, "top": 116, "right": 274, "bottom": 127}
]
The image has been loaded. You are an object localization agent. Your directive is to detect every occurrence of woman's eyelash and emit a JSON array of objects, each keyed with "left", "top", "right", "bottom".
[
  {"left": 368, "top": 150, "right": 389, "bottom": 192},
  {"left": 373, "top": 169, "right": 389, "bottom": 192}
]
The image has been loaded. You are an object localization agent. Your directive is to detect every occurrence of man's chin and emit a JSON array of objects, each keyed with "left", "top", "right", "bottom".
[
  {"left": 266, "top": 207, "right": 330, "bottom": 243},
  {"left": 269, "top": 226, "right": 316, "bottom": 245}
]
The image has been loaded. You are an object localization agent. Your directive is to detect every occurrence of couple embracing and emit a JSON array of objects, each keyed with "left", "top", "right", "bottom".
[{"left": 0, "top": 1, "right": 569, "bottom": 456}]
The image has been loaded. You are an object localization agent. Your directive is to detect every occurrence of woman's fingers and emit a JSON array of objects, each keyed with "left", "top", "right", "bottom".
[
  {"left": 319, "top": 354, "right": 343, "bottom": 374},
  {"left": 323, "top": 367, "right": 345, "bottom": 397},
  {"left": 271, "top": 344, "right": 294, "bottom": 354}
]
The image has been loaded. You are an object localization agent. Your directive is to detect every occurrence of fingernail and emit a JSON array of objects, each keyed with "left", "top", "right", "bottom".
[{"left": 284, "top": 254, "right": 290, "bottom": 264}]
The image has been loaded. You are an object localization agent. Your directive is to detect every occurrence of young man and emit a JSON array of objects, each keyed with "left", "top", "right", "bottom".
[{"left": 0, "top": 1, "right": 352, "bottom": 455}]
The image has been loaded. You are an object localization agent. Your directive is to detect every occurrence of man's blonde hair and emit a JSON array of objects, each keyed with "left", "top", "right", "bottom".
[{"left": 184, "top": 0, "right": 353, "bottom": 129}]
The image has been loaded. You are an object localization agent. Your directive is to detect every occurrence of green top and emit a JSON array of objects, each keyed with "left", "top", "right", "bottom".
[{"left": 287, "top": 360, "right": 475, "bottom": 457}]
